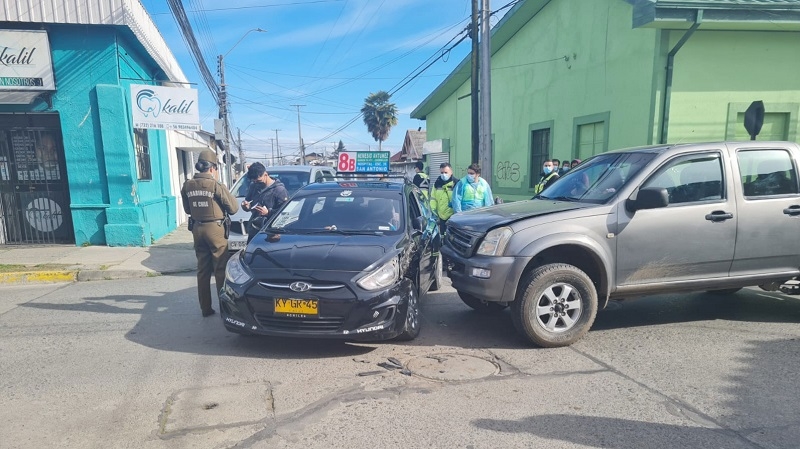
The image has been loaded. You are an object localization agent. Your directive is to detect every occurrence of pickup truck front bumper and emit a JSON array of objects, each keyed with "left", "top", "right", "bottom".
[{"left": 441, "top": 245, "right": 527, "bottom": 303}]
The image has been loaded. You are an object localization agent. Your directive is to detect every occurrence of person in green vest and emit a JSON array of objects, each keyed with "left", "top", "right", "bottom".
[
  {"left": 452, "top": 163, "right": 494, "bottom": 213},
  {"left": 533, "top": 159, "right": 560, "bottom": 196},
  {"left": 430, "top": 162, "right": 456, "bottom": 233}
]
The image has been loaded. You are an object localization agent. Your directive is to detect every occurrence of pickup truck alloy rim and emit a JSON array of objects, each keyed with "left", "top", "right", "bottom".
[{"left": 536, "top": 283, "right": 583, "bottom": 333}]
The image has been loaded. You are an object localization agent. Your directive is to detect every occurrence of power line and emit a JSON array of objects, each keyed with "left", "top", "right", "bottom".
[
  {"left": 152, "top": 0, "right": 346, "bottom": 15},
  {"left": 166, "top": 0, "right": 218, "bottom": 101}
]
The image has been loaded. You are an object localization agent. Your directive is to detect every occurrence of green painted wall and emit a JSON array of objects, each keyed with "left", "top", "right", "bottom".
[
  {"left": 426, "top": 0, "right": 660, "bottom": 201},
  {"left": 666, "top": 30, "right": 800, "bottom": 143}
]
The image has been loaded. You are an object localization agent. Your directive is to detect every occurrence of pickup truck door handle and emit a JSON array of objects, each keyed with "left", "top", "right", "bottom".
[
  {"left": 784, "top": 205, "right": 800, "bottom": 216},
  {"left": 705, "top": 210, "right": 734, "bottom": 222}
]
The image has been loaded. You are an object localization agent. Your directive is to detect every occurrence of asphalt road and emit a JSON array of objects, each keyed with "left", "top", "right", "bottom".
[{"left": 1, "top": 275, "right": 799, "bottom": 449}]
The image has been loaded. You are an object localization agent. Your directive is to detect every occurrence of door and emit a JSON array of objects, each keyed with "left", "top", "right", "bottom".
[
  {"left": 0, "top": 114, "right": 74, "bottom": 244},
  {"left": 407, "top": 189, "right": 434, "bottom": 291},
  {"left": 730, "top": 146, "right": 800, "bottom": 275},
  {"left": 616, "top": 150, "right": 736, "bottom": 285}
]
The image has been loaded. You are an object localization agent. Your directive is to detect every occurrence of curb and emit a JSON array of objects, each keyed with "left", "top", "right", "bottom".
[
  {"left": 0, "top": 268, "right": 197, "bottom": 286},
  {"left": 0, "top": 271, "right": 77, "bottom": 285}
]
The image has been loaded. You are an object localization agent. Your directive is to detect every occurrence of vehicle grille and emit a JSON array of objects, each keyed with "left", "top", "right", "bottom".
[
  {"left": 230, "top": 220, "right": 248, "bottom": 235},
  {"left": 254, "top": 314, "right": 345, "bottom": 333},
  {"left": 446, "top": 225, "right": 483, "bottom": 257}
]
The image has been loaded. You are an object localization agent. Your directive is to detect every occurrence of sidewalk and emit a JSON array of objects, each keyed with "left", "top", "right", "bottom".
[{"left": 0, "top": 224, "right": 198, "bottom": 285}]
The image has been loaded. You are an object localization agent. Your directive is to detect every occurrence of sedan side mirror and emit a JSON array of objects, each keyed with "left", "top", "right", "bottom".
[{"left": 627, "top": 187, "right": 669, "bottom": 212}]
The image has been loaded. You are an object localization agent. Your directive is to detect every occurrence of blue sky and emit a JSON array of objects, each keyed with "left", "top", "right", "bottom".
[{"left": 141, "top": 0, "right": 492, "bottom": 164}]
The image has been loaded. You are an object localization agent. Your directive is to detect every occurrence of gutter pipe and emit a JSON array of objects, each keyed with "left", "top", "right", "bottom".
[{"left": 660, "top": 9, "right": 703, "bottom": 144}]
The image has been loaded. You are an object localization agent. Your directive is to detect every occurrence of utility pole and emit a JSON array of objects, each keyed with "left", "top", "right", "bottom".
[
  {"left": 237, "top": 127, "right": 243, "bottom": 174},
  {"left": 470, "top": 0, "right": 480, "bottom": 165},
  {"left": 269, "top": 138, "right": 275, "bottom": 166},
  {"left": 273, "top": 129, "right": 281, "bottom": 165},
  {"left": 292, "top": 105, "right": 306, "bottom": 165},
  {"left": 217, "top": 54, "right": 233, "bottom": 186},
  {"left": 479, "top": 0, "right": 493, "bottom": 186}
]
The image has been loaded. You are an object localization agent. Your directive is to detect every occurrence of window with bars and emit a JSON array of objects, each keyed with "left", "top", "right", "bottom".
[
  {"left": 134, "top": 128, "right": 151, "bottom": 180},
  {"left": 529, "top": 127, "right": 551, "bottom": 188}
]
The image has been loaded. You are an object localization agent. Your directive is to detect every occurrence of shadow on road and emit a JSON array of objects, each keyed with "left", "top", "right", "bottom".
[{"left": 471, "top": 336, "right": 800, "bottom": 448}]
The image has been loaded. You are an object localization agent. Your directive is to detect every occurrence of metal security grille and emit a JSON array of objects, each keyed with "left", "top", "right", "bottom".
[{"left": 0, "top": 114, "right": 74, "bottom": 245}]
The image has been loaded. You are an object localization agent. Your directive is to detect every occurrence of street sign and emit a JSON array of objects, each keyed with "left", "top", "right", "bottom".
[
  {"left": 744, "top": 101, "right": 765, "bottom": 141},
  {"left": 336, "top": 151, "right": 390, "bottom": 173}
]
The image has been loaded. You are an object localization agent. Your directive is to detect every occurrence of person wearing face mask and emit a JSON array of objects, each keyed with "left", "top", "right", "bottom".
[
  {"left": 241, "top": 162, "right": 289, "bottom": 243},
  {"left": 451, "top": 163, "right": 494, "bottom": 213},
  {"left": 560, "top": 160, "right": 571, "bottom": 175},
  {"left": 430, "top": 162, "right": 456, "bottom": 231},
  {"left": 533, "top": 159, "right": 560, "bottom": 196}
]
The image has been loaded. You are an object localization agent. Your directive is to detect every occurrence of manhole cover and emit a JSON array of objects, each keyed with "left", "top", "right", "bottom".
[{"left": 406, "top": 354, "right": 499, "bottom": 381}]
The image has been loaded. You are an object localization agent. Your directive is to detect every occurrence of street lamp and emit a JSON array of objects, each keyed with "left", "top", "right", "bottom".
[{"left": 218, "top": 28, "right": 266, "bottom": 186}]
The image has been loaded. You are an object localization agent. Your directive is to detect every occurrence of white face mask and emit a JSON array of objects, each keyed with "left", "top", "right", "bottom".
[{"left": 440, "top": 173, "right": 451, "bottom": 181}]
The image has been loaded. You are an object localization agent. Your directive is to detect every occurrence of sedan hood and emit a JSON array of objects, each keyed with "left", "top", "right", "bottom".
[
  {"left": 243, "top": 232, "right": 402, "bottom": 272},
  {"left": 450, "top": 200, "right": 592, "bottom": 233}
]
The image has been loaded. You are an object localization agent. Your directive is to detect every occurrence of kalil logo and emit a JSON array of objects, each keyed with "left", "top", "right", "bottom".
[{"left": 136, "top": 89, "right": 161, "bottom": 118}]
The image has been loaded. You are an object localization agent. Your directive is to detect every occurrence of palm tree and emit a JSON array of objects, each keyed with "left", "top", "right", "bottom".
[{"left": 361, "top": 91, "right": 398, "bottom": 151}]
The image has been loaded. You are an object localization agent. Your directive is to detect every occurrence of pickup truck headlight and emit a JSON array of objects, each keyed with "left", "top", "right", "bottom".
[
  {"left": 357, "top": 257, "right": 399, "bottom": 291},
  {"left": 476, "top": 227, "right": 514, "bottom": 256},
  {"left": 225, "top": 251, "right": 253, "bottom": 285}
]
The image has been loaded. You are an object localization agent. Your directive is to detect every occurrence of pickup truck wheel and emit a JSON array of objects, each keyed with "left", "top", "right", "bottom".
[
  {"left": 458, "top": 291, "right": 508, "bottom": 313},
  {"left": 706, "top": 288, "right": 742, "bottom": 295},
  {"left": 396, "top": 281, "right": 421, "bottom": 341},
  {"left": 512, "top": 263, "right": 598, "bottom": 348}
]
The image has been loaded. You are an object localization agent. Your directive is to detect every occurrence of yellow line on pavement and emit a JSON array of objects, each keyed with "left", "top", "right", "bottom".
[{"left": 0, "top": 271, "right": 77, "bottom": 284}]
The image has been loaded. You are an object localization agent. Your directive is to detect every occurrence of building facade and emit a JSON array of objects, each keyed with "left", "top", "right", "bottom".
[
  {"left": 411, "top": 0, "right": 800, "bottom": 201},
  {"left": 0, "top": 0, "right": 204, "bottom": 246}
]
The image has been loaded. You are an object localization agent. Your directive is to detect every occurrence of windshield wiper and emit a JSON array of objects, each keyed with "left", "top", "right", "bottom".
[
  {"left": 550, "top": 196, "right": 579, "bottom": 202},
  {"left": 264, "top": 228, "right": 292, "bottom": 234},
  {"left": 305, "top": 228, "right": 385, "bottom": 236}
]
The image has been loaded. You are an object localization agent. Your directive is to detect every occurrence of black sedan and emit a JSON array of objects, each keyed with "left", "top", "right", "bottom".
[{"left": 219, "top": 180, "right": 442, "bottom": 341}]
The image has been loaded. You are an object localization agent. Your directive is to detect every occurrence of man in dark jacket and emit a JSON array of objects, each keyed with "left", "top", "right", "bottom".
[{"left": 241, "top": 162, "right": 289, "bottom": 242}]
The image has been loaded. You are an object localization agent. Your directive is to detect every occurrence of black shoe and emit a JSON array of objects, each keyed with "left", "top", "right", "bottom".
[{"left": 202, "top": 309, "right": 216, "bottom": 317}]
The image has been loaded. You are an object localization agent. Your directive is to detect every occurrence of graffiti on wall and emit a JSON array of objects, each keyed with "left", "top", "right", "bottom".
[{"left": 495, "top": 160, "right": 521, "bottom": 183}]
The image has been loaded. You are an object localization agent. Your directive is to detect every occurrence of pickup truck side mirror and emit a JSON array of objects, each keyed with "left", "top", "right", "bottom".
[{"left": 627, "top": 187, "right": 669, "bottom": 212}]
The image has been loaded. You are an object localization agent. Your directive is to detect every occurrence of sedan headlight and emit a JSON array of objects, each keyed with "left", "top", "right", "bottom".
[
  {"left": 225, "top": 251, "right": 253, "bottom": 285},
  {"left": 476, "top": 227, "right": 514, "bottom": 256},
  {"left": 357, "top": 257, "right": 399, "bottom": 291}
]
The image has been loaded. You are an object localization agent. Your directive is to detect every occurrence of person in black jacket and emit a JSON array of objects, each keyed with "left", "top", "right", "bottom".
[{"left": 241, "top": 162, "right": 289, "bottom": 242}]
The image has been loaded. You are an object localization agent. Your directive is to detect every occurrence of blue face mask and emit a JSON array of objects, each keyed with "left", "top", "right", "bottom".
[
  {"left": 562, "top": 166, "right": 570, "bottom": 172},
  {"left": 467, "top": 174, "right": 477, "bottom": 183},
  {"left": 543, "top": 166, "right": 553, "bottom": 175},
  {"left": 440, "top": 173, "right": 451, "bottom": 181}
]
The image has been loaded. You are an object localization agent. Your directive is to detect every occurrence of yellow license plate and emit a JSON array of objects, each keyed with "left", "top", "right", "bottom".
[{"left": 274, "top": 298, "right": 318, "bottom": 315}]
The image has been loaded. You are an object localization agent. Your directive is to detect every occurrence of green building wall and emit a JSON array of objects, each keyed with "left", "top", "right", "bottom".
[{"left": 421, "top": 0, "right": 800, "bottom": 202}]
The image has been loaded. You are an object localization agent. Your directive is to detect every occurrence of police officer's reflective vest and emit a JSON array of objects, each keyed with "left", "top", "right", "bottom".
[{"left": 534, "top": 172, "right": 558, "bottom": 194}]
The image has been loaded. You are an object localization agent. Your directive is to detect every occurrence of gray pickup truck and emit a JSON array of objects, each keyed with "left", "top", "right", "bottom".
[{"left": 442, "top": 141, "right": 800, "bottom": 347}]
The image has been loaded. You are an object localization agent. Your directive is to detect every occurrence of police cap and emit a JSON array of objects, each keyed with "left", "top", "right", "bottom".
[{"left": 198, "top": 149, "right": 218, "bottom": 165}]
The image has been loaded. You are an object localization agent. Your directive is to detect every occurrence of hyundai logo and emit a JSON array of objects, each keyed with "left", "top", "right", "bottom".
[{"left": 289, "top": 282, "right": 312, "bottom": 292}]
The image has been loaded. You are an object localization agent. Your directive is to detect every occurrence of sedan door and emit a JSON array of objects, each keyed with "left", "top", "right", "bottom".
[{"left": 616, "top": 150, "right": 737, "bottom": 286}]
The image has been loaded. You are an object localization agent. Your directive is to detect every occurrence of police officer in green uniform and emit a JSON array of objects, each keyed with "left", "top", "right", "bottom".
[{"left": 181, "top": 149, "right": 239, "bottom": 317}]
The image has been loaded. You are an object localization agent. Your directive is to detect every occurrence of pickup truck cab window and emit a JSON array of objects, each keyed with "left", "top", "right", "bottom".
[
  {"left": 738, "top": 149, "right": 799, "bottom": 197},
  {"left": 641, "top": 153, "right": 724, "bottom": 205}
]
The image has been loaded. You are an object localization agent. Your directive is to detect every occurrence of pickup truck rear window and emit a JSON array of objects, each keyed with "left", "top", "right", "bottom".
[{"left": 738, "top": 149, "right": 799, "bottom": 197}]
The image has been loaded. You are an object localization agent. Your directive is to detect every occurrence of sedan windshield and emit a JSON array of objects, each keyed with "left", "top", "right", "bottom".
[
  {"left": 537, "top": 152, "right": 655, "bottom": 203},
  {"left": 268, "top": 190, "right": 404, "bottom": 234}
]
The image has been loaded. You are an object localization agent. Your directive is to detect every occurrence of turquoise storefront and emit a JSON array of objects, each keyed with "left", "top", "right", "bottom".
[{"left": 0, "top": 3, "right": 190, "bottom": 246}]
